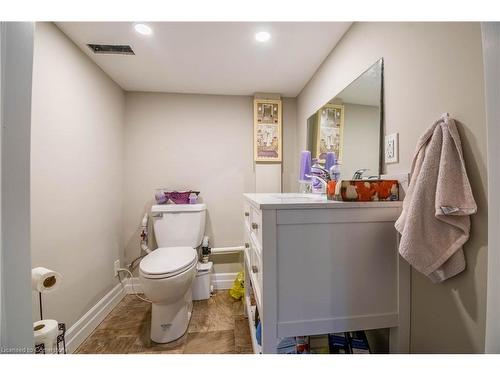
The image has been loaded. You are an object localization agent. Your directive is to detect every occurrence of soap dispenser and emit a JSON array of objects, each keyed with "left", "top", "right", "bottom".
[
  {"left": 326, "top": 152, "right": 340, "bottom": 181},
  {"left": 311, "top": 158, "right": 328, "bottom": 194},
  {"left": 327, "top": 163, "right": 341, "bottom": 201}
]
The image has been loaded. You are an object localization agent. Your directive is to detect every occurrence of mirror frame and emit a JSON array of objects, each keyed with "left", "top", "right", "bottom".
[
  {"left": 378, "top": 58, "right": 384, "bottom": 177},
  {"left": 306, "top": 58, "right": 385, "bottom": 178}
]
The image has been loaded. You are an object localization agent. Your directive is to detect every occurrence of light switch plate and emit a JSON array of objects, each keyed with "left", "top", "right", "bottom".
[{"left": 385, "top": 133, "right": 399, "bottom": 164}]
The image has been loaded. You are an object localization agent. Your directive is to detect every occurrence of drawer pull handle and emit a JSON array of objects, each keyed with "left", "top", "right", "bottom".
[
  {"left": 252, "top": 265, "right": 259, "bottom": 274},
  {"left": 244, "top": 212, "right": 250, "bottom": 217},
  {"left": 244, "top": 243, "right": 250, "bottom": 248},
  {"left": 251, "top": 222, "right": 258, "bottom": 230}
]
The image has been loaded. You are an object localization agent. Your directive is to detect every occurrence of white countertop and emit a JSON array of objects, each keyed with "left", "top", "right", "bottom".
[{"left": 244, "top": 193, "right": 403, "bottom": 210}]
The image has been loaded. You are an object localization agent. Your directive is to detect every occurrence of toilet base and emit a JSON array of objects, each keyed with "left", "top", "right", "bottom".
[{"left": 150, "top": 291, "right": 193, "bottom": 343}]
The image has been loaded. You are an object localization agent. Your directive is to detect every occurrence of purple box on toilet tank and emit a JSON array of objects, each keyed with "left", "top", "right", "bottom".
[{"left": 155, "top": 190, "right": 200, "bottom": 204}]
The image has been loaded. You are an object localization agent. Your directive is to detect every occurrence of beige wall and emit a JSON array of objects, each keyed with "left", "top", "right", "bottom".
[
  {"left": 297, "top": 22, "right": 488, "bottom": 353},
  {"left": 30, "top": 22, "right": 298, "bottom": 325},
  {"left": 282, "top": 98, "right": 298, "bottom": 193},
  {"left": 31, "top": 23, "right": 125, "bottom": 327},
  {"left": 123, "top": 92, "right": 296, "bottom": 273},
  {"left": 341, "top": 103, "right": 380, "bottom": 179}
]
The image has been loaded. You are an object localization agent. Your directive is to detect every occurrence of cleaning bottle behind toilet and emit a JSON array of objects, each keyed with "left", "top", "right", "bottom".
[{"left": 189, "top": 192, "right": 198, "bottom": 204}]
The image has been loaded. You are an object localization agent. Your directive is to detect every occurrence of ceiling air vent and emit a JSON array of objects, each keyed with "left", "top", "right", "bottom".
[{"left": 87, "top": 44, "right": 135, "bottom": 55}]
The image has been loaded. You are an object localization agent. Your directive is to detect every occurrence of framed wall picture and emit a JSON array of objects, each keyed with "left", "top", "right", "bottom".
[
  {"left": 254, "top": 99, "right": 282, "bottom": 162},
  {"left": 316, "top": 104, "right": 344, "bottom": 163}
]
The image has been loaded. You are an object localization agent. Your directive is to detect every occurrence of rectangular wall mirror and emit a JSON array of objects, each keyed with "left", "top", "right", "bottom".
[{"left": 306, "top": 58, "right": 383, "bottom": 180}]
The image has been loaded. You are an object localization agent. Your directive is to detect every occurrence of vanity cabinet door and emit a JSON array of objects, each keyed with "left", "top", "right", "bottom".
[
  {"left": 249, "top": 235, "right": 262, "bottom": 292},
  {"left": 244, "top": 226, "right": 263, "bottom": 308},
  {"left": 243, "top": 201, "right": 251, "bottom": 230},
  {"left": 252, "top": 248, "right": 263, "bottom": 291}
]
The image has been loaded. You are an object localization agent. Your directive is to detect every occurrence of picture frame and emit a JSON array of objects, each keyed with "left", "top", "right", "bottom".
[
  {"left": 315, "top": 104, "right": 344, "bottom": 163},
  {"left": 254, "top": 99, "right": 282, "bottom": 162}
]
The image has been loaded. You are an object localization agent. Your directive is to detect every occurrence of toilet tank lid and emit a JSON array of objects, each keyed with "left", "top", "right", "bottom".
[{"left": 152, "top": 203, "right": 206, "bottom": 213}]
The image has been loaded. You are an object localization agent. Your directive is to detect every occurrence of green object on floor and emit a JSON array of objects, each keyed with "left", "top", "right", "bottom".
[{"left": 229, "top": 270, "right": 245, "bottom": 300}]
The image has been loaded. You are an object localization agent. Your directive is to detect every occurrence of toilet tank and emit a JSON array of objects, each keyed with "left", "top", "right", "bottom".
[{"left": 151, "top": 204, "right": 206, "bottom": 248}]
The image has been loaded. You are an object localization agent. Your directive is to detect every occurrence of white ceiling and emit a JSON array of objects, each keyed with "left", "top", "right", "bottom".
[{"left": 56, "top": 22, "right": 351, "bottom": 97}]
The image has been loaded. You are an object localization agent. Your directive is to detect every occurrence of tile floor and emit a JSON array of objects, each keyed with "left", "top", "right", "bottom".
[{"left": 76, "top": 292, "right": 254, "bottom": 354}]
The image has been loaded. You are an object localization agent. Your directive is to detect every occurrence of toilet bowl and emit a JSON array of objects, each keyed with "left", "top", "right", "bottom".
[
  {"left": 139, "top": 246, "right": 198, "bottom": 343},
  {"left": 139, "top": 203, "right": 206, "bottom": 343}
]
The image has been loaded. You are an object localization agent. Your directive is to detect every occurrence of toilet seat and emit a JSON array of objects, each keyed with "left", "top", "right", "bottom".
[{"left": 140, "top": 246, "right": 198, "bottom": 279}]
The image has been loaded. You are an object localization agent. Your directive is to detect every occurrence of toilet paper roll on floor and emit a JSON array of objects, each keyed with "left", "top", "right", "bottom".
[
  {"left": 33, "top": 319, "right": 59, "bottom": 353},
  {"left": 31, "top": 267, "right": 62, "bottom": 293}
]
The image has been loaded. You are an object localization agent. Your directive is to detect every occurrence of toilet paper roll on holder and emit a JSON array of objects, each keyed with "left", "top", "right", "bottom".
[
  {"left": 32, "top": 267, "right": 67, "bottom": 354},
  {"left": 34, "top": 321, "right": 66, "bottom": 354}
]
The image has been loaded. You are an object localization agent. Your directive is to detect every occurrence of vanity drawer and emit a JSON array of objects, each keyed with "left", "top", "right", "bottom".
[
  {"left": 250, "top": 206, "right": 262, "bottom": 249},
  {"left": 243, "top": 201, "right": 251, "bottom": 230}
]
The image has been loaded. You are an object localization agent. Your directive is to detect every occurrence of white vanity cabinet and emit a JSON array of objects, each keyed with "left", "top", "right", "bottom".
[{"left": 242, "top": 193, "right": 410, "bottom": 354}]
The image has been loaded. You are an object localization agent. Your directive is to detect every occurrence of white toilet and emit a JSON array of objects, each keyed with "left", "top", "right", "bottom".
[{"left": 139, "top": 203, "right": 206, "bottom": 343}]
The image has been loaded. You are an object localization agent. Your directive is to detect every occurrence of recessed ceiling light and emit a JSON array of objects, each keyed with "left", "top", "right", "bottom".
[
  {"left": 134, "top": 23, "right": 153, "bottom": 36},
  {"left": 255, "top": 31, "right": 271, "bottom": 43}
]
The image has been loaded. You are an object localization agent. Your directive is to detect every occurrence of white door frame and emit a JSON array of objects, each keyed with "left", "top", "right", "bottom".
[
  {"left": 482, "top": 22, "right": 500, "bottom": 353},
  {"left": 0, "top": 22, "right": 34, "bottom": 352},
  {"left": 0, "top": 21, "right": 3, "bottom": 348}
]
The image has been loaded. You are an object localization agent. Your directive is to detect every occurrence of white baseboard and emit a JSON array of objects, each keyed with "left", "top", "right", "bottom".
[
  {"left": 124, "top": 272, "right": 238, "bottom": 295},
  {"left": 65, "top": 283, "right": 125, "bottom": 353},
  {"left": 211, "top": 272, "right": 238, "bottom": 290},
  {"left": 125, "top": 277, "right": 143, "bottom": 294}
]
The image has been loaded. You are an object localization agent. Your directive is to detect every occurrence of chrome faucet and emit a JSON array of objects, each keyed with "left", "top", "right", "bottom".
[
  {"left": 307, "top": 164, "right": 331, "bottom": 193},
  {"left": 311, "top": 165, "right": 330, "bottom": 182},
  {"left": 352, "top": 169, "right": 370, "bottom": 180}
]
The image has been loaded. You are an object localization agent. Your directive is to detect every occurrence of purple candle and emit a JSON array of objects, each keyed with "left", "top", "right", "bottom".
[
  {"left": 299, "top": 151, "right": 312, "bottom": 182},
  {"left": 325, "top": 152, "right": 336, "bottom": 172}
]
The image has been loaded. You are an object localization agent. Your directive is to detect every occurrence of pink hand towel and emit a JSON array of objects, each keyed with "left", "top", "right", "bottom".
[{"left": 395, "top": 114, "right": 477, "bottom": 283}]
